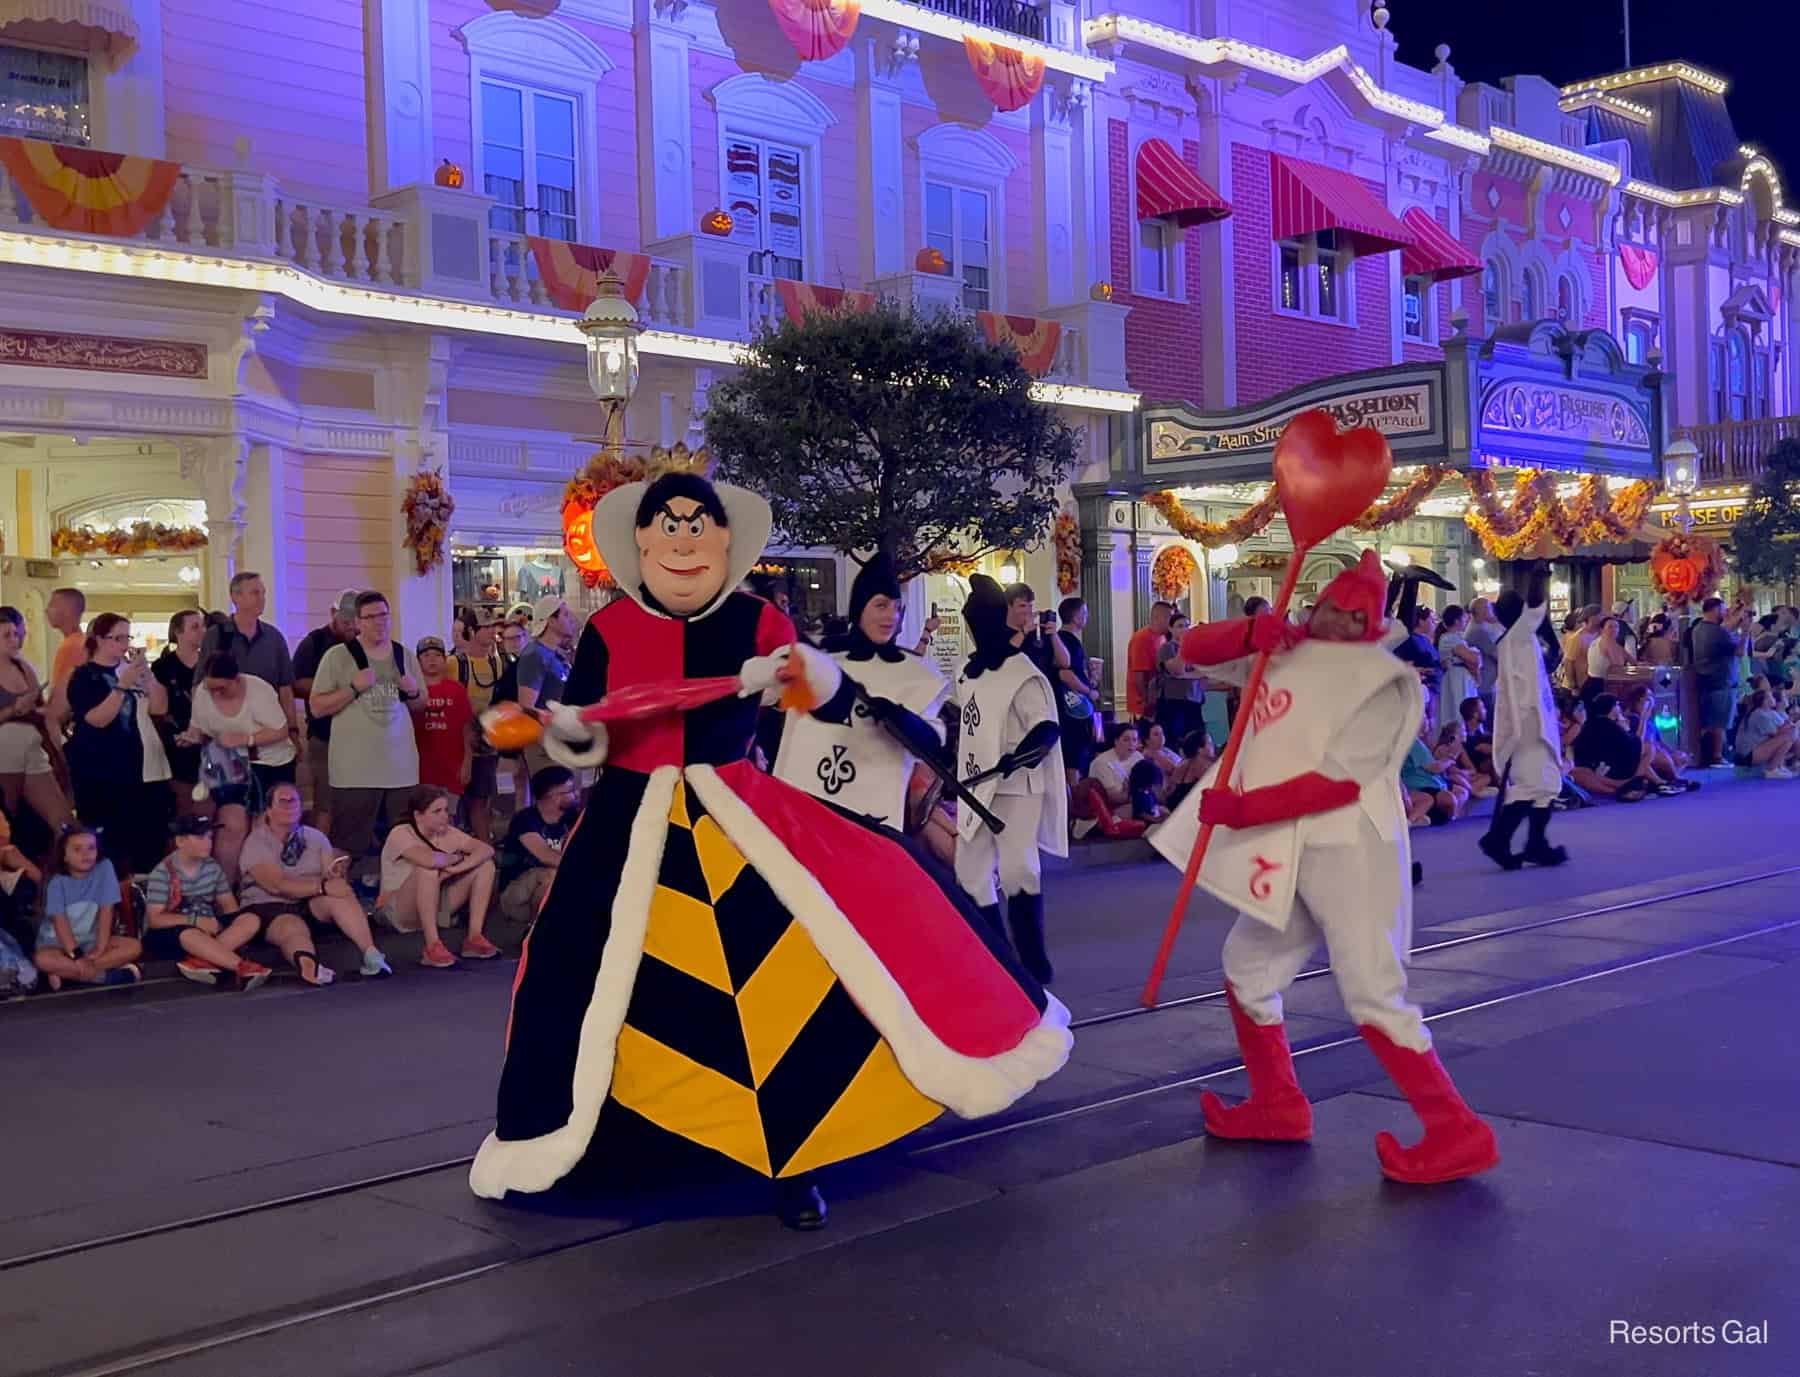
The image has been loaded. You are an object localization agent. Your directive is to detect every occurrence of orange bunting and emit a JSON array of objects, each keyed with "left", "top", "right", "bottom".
[
  {"left": 775, "top": 279, "right": 876, "bottom": 324},
  {"left": 767, "top": 0, "right": 860, "bottom": 61},
  {"left": 963, "top": 38, "right": 1046, "bottom": 113},
  {"left": 0, "top": 136, "right": 180, "bottom": 238},
  {"left": 978, "top": 311, "right": 1063, "bottom": 377},
  {"left": 525, "top": 237, "right": 651, "bottom": 312}
]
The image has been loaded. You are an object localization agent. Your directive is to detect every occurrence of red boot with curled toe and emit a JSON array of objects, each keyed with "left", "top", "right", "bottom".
[
  {"left": 1359, "top": 1024, "right": 1499, "bottom": 1184},
  {"left": 1200, "top": 987, "right": 1314, "bottom": 1142}
]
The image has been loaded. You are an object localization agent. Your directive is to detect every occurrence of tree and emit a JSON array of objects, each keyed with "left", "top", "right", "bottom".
[
  {"left": 1731, "top": 438, "right": 1800, "bottom": 586},
  {"left": 704, "top": 303, "right": 1081, "bottom": 580}
]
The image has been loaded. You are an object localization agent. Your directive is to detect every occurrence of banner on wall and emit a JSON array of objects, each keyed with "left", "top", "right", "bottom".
[
  {"left": 963, "top": 38, "right": 1045, "bottom": 114},
  {"left": 978, "top": 312, "right": 1063, "bottom": 377},
  {"left": 524, "top": 238, "right": 651, "bottom": 312},
  {"left": 767, "top": 0, "right": 860, "bottom": 61},
  {"left": 775, "top": 279, "right": 875, "bottom": 323},
  {"left": 0, "top": 136, "right": 179, "bottom": 237}
]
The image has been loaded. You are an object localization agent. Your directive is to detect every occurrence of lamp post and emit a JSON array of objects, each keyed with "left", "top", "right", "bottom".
[
  {"left": 1663, "top": 437, "right": 1700, "bottom": 534},
  {"left": 577, "top": 269, "right": 641, "bottom": 452}
]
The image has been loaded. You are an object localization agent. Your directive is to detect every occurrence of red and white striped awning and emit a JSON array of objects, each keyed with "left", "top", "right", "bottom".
[
  {"left": 1135, "top": 137, "right": 1231, "bottom": 227},
  {"left": 1399, "top": 206, "right": 1481, "bottom": 282},
  {"left": 1268, "top": 151, "right": 1413, "bottom": 255}
]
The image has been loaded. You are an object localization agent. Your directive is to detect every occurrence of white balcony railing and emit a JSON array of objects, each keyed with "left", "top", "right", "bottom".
[{"left": 485, "top": 230, "right": 685, "bottom": 328}]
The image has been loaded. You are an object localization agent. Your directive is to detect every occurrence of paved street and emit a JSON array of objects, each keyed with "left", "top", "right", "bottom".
[{"left": 3, "top": 778, "right": 1797, "bottom": 1377}]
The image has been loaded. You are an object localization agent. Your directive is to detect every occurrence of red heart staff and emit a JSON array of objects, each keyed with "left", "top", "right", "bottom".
[{"left": 1140, "top": 410, "right": 1393, "bottom": 1007}]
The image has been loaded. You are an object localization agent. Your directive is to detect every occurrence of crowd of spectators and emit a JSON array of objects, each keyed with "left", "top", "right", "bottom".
[{"left": 0, "top": 581, "right": 577, "bottom": 997}]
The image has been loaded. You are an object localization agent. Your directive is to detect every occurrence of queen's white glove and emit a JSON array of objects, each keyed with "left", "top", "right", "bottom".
[
  {"left": 737, "top": 646, "right": 793, "bottom": 699},
  {"left": 542, "top": 703, "right": 608, "bottom": 769}
]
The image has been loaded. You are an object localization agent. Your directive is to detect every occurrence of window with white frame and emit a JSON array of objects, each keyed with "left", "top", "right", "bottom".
[
  {"left": 481, "top": 80, "right": 578, "bottom": 240},
  {"left": 1518, "top": 266, "right": 1542, "bottom": 323},
  {"left": 925, "top": 180, "right": 992, "bottom": 311},
  {"left": 1402, "top": 275, "right": 1434, "bottom": 342},
  {"left": 1556, "top": 273, "right": 1578, "bottom": 323},
  {"left": 726, "top": 133, "right": 808, "bottom": 283},
  {"left": 1623, "top": 319, "right": 1654, "bottom": 365},
  {"left": 1, "top": 42, "right": 90, "bottom": 144},
  {"left": 1274, "top": 231, "right": 1352, "bottom": 323},
  {"left": 1137, "top": 220, "right": 1177, "bottom": 299}
]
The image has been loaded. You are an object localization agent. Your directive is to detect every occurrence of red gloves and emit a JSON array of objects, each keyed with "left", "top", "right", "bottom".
[
  {"left": 1247, "top": 612, "right": 1305, "bottom": 655},
  {"left": 1199, "top": 772, "right": 1361, "bottom": 829},
  {"left": 1180, "top": 613, "right": 1302, "bottom": 665}
]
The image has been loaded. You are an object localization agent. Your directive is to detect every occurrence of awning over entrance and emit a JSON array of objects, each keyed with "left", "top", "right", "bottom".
[
  {"left": 1268, "top": 151, "right": 1413, "bottom": 256},
  {"left": 1399, "top": 206, "right": 1481, "bottom": 282},
  {"left": 1135, "top": 137, "right": 1231, "bottom": 227},
  {"left": 0, "top": 0, "right": 138, "bottom": 63}
]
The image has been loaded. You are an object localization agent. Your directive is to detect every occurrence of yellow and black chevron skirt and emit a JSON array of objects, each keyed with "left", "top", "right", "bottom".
[{"left": 607, "top": 779, "right": 943, "bottom": 1179}]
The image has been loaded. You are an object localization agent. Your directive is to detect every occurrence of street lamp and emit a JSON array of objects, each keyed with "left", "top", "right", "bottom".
[
  {"left": 577, "top": 269, "right": 641, "bottom": 449},
  {"left": 1211, "top": 543, "right": 1240, "bottom": 569},
  {"left": 1663, "top": 437, "right": 1700, "bottom": 533}
]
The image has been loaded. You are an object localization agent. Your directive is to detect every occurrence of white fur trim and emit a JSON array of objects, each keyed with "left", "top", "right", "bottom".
[
  {"left": 788, "top": 642, "right": 843, "bottom": 708},
  {"left": 685, "top": 765, "right": 1072, "bottom": 1119},
  {"left": 543, "top": 706, "right": 608, "bottom": 770},
  {"left": 468, "top": 765, "right": 678, "bottom": 1200}
]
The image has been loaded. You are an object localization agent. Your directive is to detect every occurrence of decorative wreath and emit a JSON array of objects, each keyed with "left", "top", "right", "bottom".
[
  {"left": 1151, "top": 544, "right": 1200, "bottom": 602},
  {"left": 401, "top": 470, "right": 455, "bottom": 576},
  {"left": 1053, "top": 511, "right": 1081, "bottom": 595},
  {"left": 1650, "top": 533, "right": 1726, "bottom": 605},
  {"left": 51, "top": 522, "right": 208, "bottom": 557}
]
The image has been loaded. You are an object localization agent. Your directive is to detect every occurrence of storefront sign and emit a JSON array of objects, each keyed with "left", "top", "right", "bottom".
[
  {"left": 1477, "top": 379, "right": 1650, "bottom": 452},
  {"left": 497, "top": 491, "right": 565, "bottom": 519},
  {"left": 0, "top": 329, "right": 207, "bottom": 379},
  {"left": 1149, "top": 382, "right": 1435, "bottom": 463}
]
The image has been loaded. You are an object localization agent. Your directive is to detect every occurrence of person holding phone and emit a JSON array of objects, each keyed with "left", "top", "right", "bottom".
[
  {"left": 238, "top": 779, "right": 392, "bottom": 978},
  {"left": 64, "top": 613, "right": 169, "bottom": 875}
]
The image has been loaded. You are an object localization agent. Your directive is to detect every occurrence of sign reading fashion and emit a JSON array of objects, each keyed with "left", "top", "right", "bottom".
[{"left": 0, "top": 329, "right": 208, "bottom": 379}]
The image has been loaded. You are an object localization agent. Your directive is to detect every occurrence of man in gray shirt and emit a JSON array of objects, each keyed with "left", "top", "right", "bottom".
[
  {"left": 307, "top": 591, "right": 422, "bottom": 868},
  {"left": 1466, "top": 596, "right": 1502, "bottom": 714},
  {"left": 1689, "top": 596, "right": 1748, "bottom": 768},
  {"left": 200, "top": 571, "right": 295, "bottom": 732}
]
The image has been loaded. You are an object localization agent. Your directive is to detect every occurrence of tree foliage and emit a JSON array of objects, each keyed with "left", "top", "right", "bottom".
[
  {"left": 704, "top": 304, "right": 1080, "bottom": 580},
  {"left": 1730, "top": 438, "right": 1800, "bottom": 585}
]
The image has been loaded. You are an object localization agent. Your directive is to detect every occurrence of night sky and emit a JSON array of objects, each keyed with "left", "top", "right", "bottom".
[{"left": 1391, "top": 1, "right": 1796, "bottom": 186}]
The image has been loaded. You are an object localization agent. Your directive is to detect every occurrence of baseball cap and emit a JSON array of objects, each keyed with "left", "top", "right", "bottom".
[
  {"left": 334, "top": 589, "right": 361, "bottom": 620},
  {"left": 172, "top": 815, "right": 220, "bottom": 837},
  {"left": 530, "top": 595, "right": 567, "bottom": 636},
  {"left": 507, "top": 602, "right": 533, "bottom": 624},
  {"left": 415, "top": 635, "right": 447, "bottom": 657}
]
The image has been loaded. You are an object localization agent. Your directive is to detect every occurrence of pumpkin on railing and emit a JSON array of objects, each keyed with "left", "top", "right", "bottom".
[
  {"left": 434, "top": 159, "right": 465, "bottom": 189},
  {"left": 701, "top": 207, "right": 734, "bottom": 236},
  {"left": 915, "top": 246, "right": 949, "bottom": 275}
]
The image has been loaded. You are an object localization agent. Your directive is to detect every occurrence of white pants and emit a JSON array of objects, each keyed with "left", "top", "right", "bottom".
[
  {"left": 1220, "top": 816, "right": 1429, "bottom": 1052},
  {"left": 954, "top": 792, "right": 1044, "bottom": 907}
]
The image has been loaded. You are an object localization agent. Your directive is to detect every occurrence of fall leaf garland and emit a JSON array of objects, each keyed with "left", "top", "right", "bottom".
[
  {"left": 51, "top": 522, "right": 208, "bottom": 557},
  {"left": 1464, "top": 469, "right": 1660, "bottom": 559},
  {"left": 1145, "top": 467, "right": 1453, "bottom": 548}
]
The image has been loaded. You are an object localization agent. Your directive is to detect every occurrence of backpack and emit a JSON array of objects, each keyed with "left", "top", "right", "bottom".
[
  {"left": 346, "top": 640, "right": 406, "bottom": 676},
  {"left": 466, "top": 652, "right": 519, "bottom": 706}
]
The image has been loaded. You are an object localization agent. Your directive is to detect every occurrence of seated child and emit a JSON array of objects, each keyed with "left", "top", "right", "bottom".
[
  {"left": 33, "top": 825, "right": 141, "bottom": 990},
  {"left": 1128, "top": 758, "right": 1167, "bottom": 823},
  {"left": 142, "top": 815, "right": 273, "bottom": 990}
]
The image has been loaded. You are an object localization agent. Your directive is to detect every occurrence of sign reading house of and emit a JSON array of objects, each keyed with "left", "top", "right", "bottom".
[{"left": 1139, "top": 365, "right": 1450, "bottom": 485}]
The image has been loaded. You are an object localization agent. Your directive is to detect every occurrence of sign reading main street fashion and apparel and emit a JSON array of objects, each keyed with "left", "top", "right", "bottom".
[{"left": 1138, "top": 365, "right": 1451, "bottom": 485}]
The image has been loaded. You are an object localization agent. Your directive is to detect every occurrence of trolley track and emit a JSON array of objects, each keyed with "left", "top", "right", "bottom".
[
  {"left": 7, "top": 860, "right": 1796, "bottom": 1281},
  {"left": 13, "top": 871, "right": 1800, "bottom": 1377},
  {"left": 34, "top": 909, "right": 1800, "bottom": 1377}
]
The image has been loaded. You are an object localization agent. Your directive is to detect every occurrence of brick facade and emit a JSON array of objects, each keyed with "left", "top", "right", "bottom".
[
  {"left": 1229, "top": 144, "right": 1391, "bottom": 404},
  {"left": 1109, "top": 119, "right": 1208, "bottom": 407}
]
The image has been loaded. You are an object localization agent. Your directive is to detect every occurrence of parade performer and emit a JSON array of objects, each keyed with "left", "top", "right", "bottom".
[
  {"left": 1149, "top": 551, "right": 1499, "bottom": 1184},
  {"left": 468, "top": 473, "right": 1070, "bottom": 1229},
  {"left": 1480, "top": 561, "right": 1568, "bottom": 870},
  {"left": 773, "top": 551, "right": 948, "bottom": 830},
  {"left": 953, "top": 575, "right": 1068, "bottom": 986}
]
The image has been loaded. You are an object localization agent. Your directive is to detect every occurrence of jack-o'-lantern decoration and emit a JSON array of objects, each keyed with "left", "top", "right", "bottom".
[
  {"left": 701, "top": 207, "right": 734, "bottom": 236},
  {"left": 1090, "top": 281, "right": 1114, "bottom": 301},
  {"left": 1650, "top": 533, "right": 1724, "bottom": 605},
  {"left": 563, "top": 498, "right": 609, "bottom": 585},
  {"left": 915, "top": 246, "right": 949, "bottom": 275},
  {"left": 434, "top": 159, "right": 465, "bottom": 189}
]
